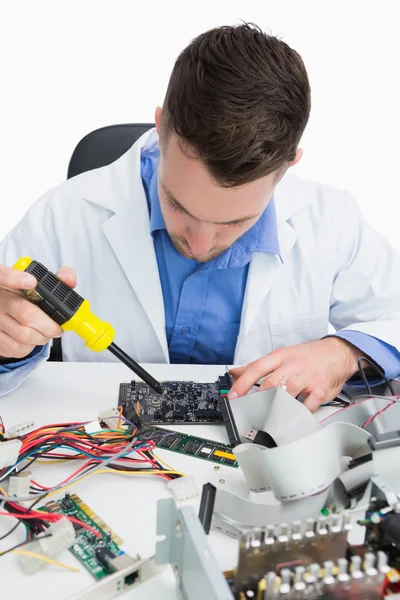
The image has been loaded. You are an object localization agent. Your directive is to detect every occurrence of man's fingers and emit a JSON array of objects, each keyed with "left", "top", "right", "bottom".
[
  {"left": 56, "top": 266, "right": 77, "bottom": 288},
  {"left": 303, "top": 386, "right": 327, "bottom": 412},
  {"left": 0, "top": 264, "right": 37, "bottom": 291},
  {"left": 7, "top": 296, "right": 63, "bottom": 339},
  {"left": 0, "top": 330, "right": 35, "bottom": 359},
  {"left": 228, "top": 353, "right": 282, "bottom": 399},
  {"left": 0, "top": 313, "right": 50, "bottom": 347},
  {"left": 259, "top": 370, "right": 287, "bottom": 391},
  {"left": 229, "top": 364, "right": 248, "bottom": 379}
]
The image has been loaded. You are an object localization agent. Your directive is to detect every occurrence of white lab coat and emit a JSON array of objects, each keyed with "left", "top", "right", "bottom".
[{"left": 1, "top": 128, "right": 400, "bottom": 371}]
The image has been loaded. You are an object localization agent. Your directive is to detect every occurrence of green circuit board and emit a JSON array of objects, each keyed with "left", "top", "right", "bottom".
[
  {"left": 40, "top": 493, "right": 123, "bottom": 580},
  {"left": 138, "top": 425, "right": 238, "bottom": 468}
]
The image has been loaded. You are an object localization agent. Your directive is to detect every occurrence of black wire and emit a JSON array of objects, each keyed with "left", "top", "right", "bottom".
[
  {"left": 0, "top": 533, "right": 52, "bottom": 557},
  {"left": 357, "top": 357, "right": 373, "bottom": 396},
  {"left": 340, "top": 389, "right": 353, "bottom": 401},
  {"left": 0, "top": 520, "right": 24, "bottom": 541},
  {"left": 1, "top": 502, "right": 44, "bottom": 538},
  {"left": 357, "top": 356, "right": 395, "bottom": 396}
]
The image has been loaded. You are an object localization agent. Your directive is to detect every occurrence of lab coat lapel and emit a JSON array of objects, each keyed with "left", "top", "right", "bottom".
[
  {"left": 102, "top": 199, "right": 169, "bottom": 361},
  {"left": 240, "top": 219, "right": 298, "bottom": 338},
  {"left": 84, "top": 128, "right": 168, "bottom": 360}
]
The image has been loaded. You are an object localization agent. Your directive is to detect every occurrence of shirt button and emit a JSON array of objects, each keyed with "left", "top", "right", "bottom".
[
  {"left": 180, "top": 327, "right": 190, "bottom": 334},
  {"left": 195, "top": 272, "right": 202, "bottom": 277}
]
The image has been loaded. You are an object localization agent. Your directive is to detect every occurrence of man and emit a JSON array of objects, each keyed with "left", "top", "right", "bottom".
[{"left": 1, "top": 23, "right": 400, "bottom": 410}]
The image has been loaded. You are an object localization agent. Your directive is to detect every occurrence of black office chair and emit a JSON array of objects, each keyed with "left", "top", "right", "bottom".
[
  {"left": 49, "top": 123, "right": 154, "bottom": 361},
  {"left": 67, "top": 123, "right": 154, "bottom": 178}
]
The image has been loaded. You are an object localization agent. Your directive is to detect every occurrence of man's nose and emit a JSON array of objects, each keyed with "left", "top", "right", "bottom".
[{"left": 185, "top": 225, "right": 216, "bottom": 256}]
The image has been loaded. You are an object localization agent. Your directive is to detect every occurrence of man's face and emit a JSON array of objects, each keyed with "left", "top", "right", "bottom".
[{"left": 157, "top": 134, "right": 279, "bottom": 263}]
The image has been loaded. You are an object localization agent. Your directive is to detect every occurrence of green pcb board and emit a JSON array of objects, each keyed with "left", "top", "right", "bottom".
[
  {"left": 138, "top": 425, "right": 238, "bottom": 468},
  {"left": 40, "top": 492, "right": 123, "bottom": 580}
]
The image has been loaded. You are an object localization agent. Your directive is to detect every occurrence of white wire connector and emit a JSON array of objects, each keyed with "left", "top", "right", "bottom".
[
  {"left": 0, "top": 439, "right": 22, "bottom": 469},
  {"left": 4, "top": 421, "right": 35, "bottom": 439},
  {"left": 279, "top": 376, "right": 287, "bottom": 391},
  {"left": 8, "top": 472, "right": 32, "bottom": 499},
  {"left": 167, "top": 475, "right": 199, "bottom": 502},
  {"left": 98, "top": 408, "right": 120, "bottom": 429},
  {"left": 84, "top": 420, "right": 101, "bottom": 434},
  {"left": 18, "top": 517, "right": 76, "bottom": 574}
]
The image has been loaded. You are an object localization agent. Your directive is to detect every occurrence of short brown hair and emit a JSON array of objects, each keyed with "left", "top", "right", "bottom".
[{"left": 161, "top": 23, "right": 311, "bottom": 187}]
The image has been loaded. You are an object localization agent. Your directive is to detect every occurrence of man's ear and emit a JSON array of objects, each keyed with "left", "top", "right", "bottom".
[
  {"left": 155, "top": 106, "right": 162, "bottom": 135},
  {"left": 289, "top": 148, "right": 303, "bottom": 167}
]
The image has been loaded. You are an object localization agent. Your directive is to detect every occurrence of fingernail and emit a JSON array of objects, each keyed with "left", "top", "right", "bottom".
[
  {"left": 228, "top": 391, "right": 238, "bottom": 400},
  {"left": 22, "top": 275, "right": 37, "bottom": 288},
  {"left": 55, "top": 332, "right": 64, "bottom": 338}
]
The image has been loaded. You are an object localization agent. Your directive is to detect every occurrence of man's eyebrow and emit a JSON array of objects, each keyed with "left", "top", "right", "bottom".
[{"left": 160, "top": 179, "right": 261, "bottom": 225}]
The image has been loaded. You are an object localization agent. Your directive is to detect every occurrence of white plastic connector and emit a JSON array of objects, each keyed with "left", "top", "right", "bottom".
[
  {"left": 98, "top": 408, "right": 120, "bottom": 429},
  {"left": 18, "top": 517, "right": 76, "bottom": 574},
  {"left": 0, "top": 439, "right": 22, "bottom": 469},
  {"left": 167, "top": 475, "right": 199, "bottom": 502},
  {"left": 84, "top": 420, "right": 101, "bottom": 434},
  {"left": 8, "top": 472, "right": 31, "bottom": 498},
  {"left": 4, "top": 421, "right": 35, "bottom": 439}
]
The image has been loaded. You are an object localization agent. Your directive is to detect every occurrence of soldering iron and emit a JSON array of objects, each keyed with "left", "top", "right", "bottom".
[{"left": 13, "top": 257, "right": 165, "bottom": 395}]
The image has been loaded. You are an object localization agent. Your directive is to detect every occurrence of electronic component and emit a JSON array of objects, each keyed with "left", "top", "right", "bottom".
[
  {"left": 368, "top": 429, "right": 400, "bottom": 451},
  {"left": 18, "top": 517, "right": 76, "bottom": 574},
  {"left": 243, "top": 427, "right": 277, "bottom": 448},
  {"left": 3, "top": 421, "right": 35, "bottom": 439},
  {"left": 225, "top": 556, "right": 388, "bottom": 598},
  {"left": 198, "top": 483, "right": 217, "bottom": 535},
  {"left": 68, "top": 555, "right": 162, "bottom": 600},
  {"left": 167, "top": 475, "right": 199, "bottom": 502},
  {"left": 119, "top": 380, "right": 225, "bottom": 425},
  {"left": 98, "top": 408, "right": 121, "bottom": 430},
  {"left": 156, "top": 497, "right": 399, "bottom": 600},
  {"left": 8, "top": 472, "right": 31, "bottom": 499},
  {"left": 233, "top": 514, "right": 350, "bottom": 593},
  {"left": 0, "top": 438, "right": 22, "bottom": 469},
  {"left": 40, "top": 493, "right": 123, "bottom": 580},
  {"left": 138, "top": 425, "right": 238, "bottom": 467},
  {"left": 95, "top": 546, "right": 117, "bottom": 569},
  {"left": 218, "top": 395, "right": 241, "bottom": 447},
  {"left": 61, "top": 491, "right": 74, "bottom": 510}
]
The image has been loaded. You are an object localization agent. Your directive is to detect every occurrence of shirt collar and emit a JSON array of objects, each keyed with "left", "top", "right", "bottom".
[
  {"left": 147, "top": 159, "right": 282, "bottom": 267},
  {"left": 149, "top": 167, "right": 165, "bottom": 234}
]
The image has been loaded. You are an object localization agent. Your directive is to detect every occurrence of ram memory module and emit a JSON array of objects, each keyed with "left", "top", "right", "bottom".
[{"left": 138, "top": 425, "right": 238, "bottom": 468}]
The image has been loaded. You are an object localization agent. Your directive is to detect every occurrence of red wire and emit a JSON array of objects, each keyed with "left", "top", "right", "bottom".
[
  {"left": 362, "top": 401, "right": 395, "bottom": 428},
  {"left": 0, "top": 511, "right": 102, "bottom": 538},
  {"left": 31, "top": 460, "right": 95, "bottom": 490}
]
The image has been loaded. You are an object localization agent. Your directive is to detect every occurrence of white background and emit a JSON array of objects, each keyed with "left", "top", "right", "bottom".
[{"left": 1, "top": 1, "right": 399, "bottom": 246}]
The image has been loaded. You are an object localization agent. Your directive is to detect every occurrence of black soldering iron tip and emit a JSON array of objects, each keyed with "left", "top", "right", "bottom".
[{"left": 108, "top": 342, "right": 164, "bottom": 395}]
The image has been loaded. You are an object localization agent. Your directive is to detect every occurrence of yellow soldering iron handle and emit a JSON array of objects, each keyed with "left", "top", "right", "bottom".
[{"left": 13, "top": 257, "right": 115, "bottom": 352}]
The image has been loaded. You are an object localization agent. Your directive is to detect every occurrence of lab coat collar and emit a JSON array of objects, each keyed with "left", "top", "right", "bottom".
[{"left": 84, "top": 129, "right": 309, "bottom": 347}]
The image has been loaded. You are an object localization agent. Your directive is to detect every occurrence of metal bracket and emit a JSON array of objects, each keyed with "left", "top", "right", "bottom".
[
  {"left": 67, "top": 555, "right": 162, "bottom": 600},
  {"left": 155, "top": 498, "right": 233, "bottom": 600}
]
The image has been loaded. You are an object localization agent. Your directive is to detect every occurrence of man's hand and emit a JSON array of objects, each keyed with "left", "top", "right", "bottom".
[
  {"left": 0, "top": 264, "right": 77, "bottom": 360},
  {"left": 228, "top": 337, "right": 363, "bottom": 412}
]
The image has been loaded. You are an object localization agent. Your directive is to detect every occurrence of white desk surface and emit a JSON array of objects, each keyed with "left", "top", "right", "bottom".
[{"left": 0, "top": 362, "right": 251, "bottom": 600}]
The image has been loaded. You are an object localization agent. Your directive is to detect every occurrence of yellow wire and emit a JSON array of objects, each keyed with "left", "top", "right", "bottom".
[
  {"left": 44, "top": 468, "right": 185, "bottom": 500},
  {"left": 152, "top": 452, "right": 183, "bottom": 473},
  {"left": 35, "top": 459, "right": 74, "bottom": 465},
  {"left": 11, "top": 550, "right": 79, "bottom": 572}
]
